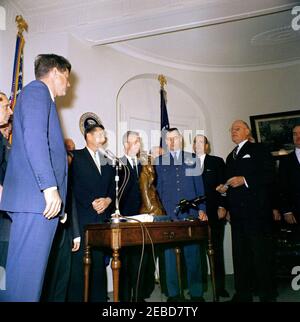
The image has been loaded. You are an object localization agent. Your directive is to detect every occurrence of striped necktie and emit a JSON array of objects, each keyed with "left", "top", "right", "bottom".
[{"left": 232, "top": 146, "right": 239, "bottom": 160}]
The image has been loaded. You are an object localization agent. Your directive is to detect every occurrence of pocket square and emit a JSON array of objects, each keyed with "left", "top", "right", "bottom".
[{"left": 242, "top": 154, "right": 251, "bottom": 158}]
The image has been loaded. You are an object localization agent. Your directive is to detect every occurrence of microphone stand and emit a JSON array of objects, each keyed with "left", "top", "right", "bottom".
[
  {"left": 102, "top": 148, "right": 130, "bottom": 223},
  {"left": 111, "top": 157, "right": 122, "bottom": 223}
]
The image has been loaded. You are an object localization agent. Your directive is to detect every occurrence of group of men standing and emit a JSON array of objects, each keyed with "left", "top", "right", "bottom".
[{"left": 0, "top": 52, "right": 299, "bottom": 303}]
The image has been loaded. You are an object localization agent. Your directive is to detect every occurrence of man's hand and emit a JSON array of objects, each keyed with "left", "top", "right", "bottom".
[
  {"left": 284, "top": 213, "right": 297, "bottom": 224},
  {"left": 92, "top": 197, "right": 112, "bottom": 214},
  {"left": 43, "top": 188, "right": 62, "bottom": 219},
  {"left": 272, "top": 209, "right": 281, "bottom": 221},
  {"left": 218, "top": 207, "right": 227, "bottom": 219},
  {"left": 227, "top": 176, "right": 245, "bottom": 188},
  {"left": 72, "top": 240, "right": 80, "bottom": 252},
  {"left": 216, "top": 184, "right": 228, "bottom": 194},
  {"left": 198, "top": 210, "right": 208, "bottom": 221}
]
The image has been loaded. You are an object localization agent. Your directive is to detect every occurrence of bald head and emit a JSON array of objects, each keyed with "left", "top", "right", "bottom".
[{"left": 230, "top": 120, "right": 251, "bottom": 144}]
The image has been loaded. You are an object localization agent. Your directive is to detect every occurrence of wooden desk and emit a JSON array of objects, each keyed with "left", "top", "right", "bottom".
[{"left": 83, "top": 220, "right": 216, "bottom": 302}]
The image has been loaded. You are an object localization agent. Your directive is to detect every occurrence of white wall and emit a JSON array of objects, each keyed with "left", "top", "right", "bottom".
[{"left": 1, "top": 14, "right": 300, "bottom": 274}]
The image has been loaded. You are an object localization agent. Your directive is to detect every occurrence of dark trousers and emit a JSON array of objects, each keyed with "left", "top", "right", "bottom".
[
  {"left": 211, "top": 221, "right": 226, "bottom": 293},
  {"left": 67, "top": 245, "right": 107, "bottom": 302},
  {"left": 231, "top": 225, "right": 275, "bottom": 301},
  {"left": 119, "top": 246, "right": 155, "bottom": 301},
  {"left": 41, "top": 224, "right": 72, "bottom": 302}
]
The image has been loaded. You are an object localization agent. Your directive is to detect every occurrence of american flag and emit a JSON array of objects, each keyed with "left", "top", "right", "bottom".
[
  {"left": 9, "top": 33, "right": 24, "bottom": 112},
  {"left": 160, "top": 88, "right": 170, "bottom": 148}
]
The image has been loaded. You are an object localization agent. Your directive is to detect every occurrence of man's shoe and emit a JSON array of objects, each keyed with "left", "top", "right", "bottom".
[
  {"left": 217, "top": 289, "right": 230, "bottom": 298},
  {"left": 190, "top": 296, "right": 205, "bottom": 302}
]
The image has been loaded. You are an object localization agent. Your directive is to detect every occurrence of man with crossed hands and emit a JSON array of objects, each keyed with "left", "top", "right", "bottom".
[{"left": 217, "top": 120, "right": 276, "bottom": 302}]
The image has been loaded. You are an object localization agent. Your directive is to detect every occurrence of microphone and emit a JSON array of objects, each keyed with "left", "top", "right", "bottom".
[
  {"left": 176, "top": 195, "right": 206, "bottom": 212},
  {"left": 98, "top": 148, "right": 117, "bottom": 162},
  {"left": 106, "top": 149, "right": 119, "bottom": 161}
]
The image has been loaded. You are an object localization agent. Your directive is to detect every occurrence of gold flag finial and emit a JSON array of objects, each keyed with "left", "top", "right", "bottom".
[
  {"left": 158, "top": 74, "right": 167, "bottom": 89},
  {"left": 15, "top": 15, "right": 28, "bottom": 35}
]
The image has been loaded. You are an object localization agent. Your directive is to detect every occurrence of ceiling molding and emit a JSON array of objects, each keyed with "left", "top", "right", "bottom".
[
  {"left": 8, "top": 0, "right": 299, "bottom": 44},
  {"left": 5, "top": 0, "right": 300, "bottom": 71},
  {"left": 75, "top": 1, "right": 298, "bottom": 46},
  {"left": 110, "top": 42, "right": 300, "bottom": 72}
]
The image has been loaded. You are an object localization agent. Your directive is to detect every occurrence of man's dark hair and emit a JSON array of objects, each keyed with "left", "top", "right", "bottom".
[
  {"left": 292, "top": 124, "right": 300, "bottom": 131},
  {"left": 167, "top": 127, "right": 180, "bottom": 133},
  {"left": 34, "top": 54, "right": 72, "bottom": 79},
  {"left": 84, "top": 123, "right": 104, "bottom": 140}
]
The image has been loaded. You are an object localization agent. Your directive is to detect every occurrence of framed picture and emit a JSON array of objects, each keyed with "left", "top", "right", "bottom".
[{"left": 249, "top": 110, "right": 300, "bottom": 157}]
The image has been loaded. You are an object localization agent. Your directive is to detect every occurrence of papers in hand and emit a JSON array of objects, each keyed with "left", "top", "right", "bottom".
[{"left": 126, "top": 214, "right": 154, "bottom": 223}]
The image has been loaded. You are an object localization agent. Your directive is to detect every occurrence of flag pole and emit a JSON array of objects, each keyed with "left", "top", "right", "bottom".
[
  {"left": 158, "top": 74, "right": 167, "bottom": 90},
  {"left": 16, "top": 15, "right": 28, "bottom": 35},
  {"left": 9, "top": 15, "right": 27, "bottom": 144},
  {"left": 158, "top": 75, "right": 170, "bottom": 150}
]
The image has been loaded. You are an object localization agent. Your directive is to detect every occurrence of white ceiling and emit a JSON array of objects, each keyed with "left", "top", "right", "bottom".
[{"left": 5, "top": 0, "right": 300, "bottom": 71}]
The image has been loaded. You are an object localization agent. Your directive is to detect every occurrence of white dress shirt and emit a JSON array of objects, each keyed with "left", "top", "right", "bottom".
[
  {"left": 87, "top": 146, "right": 101, "bottom": 174},
  {"left": 236, "top": 139, "right": 248, "bottom": 154},
  {"left": 295, "top": 148, "right": 300, "bottom": 164},
  {"left": 125, "top": 154, "right": 139, "bottom": 176}
]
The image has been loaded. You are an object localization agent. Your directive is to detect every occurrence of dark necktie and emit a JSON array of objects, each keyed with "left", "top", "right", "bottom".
[
  {"left": 131, "top": 157, "right": 138, "bottom": 177},
  {"left": 172, "top": 151, "right": 179, "bottom": 162},
  {"left": 232, "top": 146, "right": 239, "bottom": 160}
]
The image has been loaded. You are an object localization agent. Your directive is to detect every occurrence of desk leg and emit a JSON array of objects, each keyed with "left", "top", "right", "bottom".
[
  {"left": 111, "top": 248, "right": 121, "bottom": 302},
  {"left": 83, "top": 245, "right": 91, "bottom": 302},
  {"left": 175, "top": 247, "right": 183, "bottom": 298},
  {"left": 207, "top": 226, "right": 218, "bottom": 302}
]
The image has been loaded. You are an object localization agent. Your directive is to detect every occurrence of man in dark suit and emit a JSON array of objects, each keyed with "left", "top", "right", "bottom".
[
  {"left": 67, "top": 123, "right": 115, "bottom": 302},
  {"left": 155, "top": 128, "right": 206, "bottom": 302},
  {"left": 0, "top": 54, "right": 71, "bottom": 301},
  {"left": 278, "top": 124, "right": 300, "bottom": 229},
  {"left": 217, "top": 120, "right": 276, "bottom": 302},
  {"left": 119, "top": 131, "right": 142, "bottom": 217},
  {"left": 41, "top": 138, "right": 80, "bottom": 302},
  {"left": 193, "top": 134, "right": 229, "bottom": 299},
  {"left": 118, "top": 131, "right": 155, "bottom": 302}
]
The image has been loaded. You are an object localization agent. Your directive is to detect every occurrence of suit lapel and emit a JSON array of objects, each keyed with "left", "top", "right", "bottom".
[
  {"left": 83, "top": 147, "right": 102, "bottom": 177},
  {"left": 235, "top": 141, "right": 250, "bottom": 159}
]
